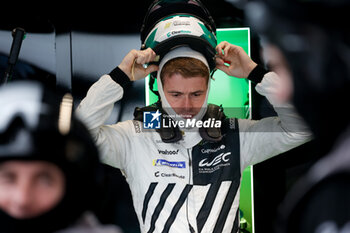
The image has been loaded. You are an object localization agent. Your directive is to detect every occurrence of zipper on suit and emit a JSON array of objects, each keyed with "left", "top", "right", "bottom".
[
  {"left": 186, "top": 148, "right": 195, "bottom": 233},
  {"left": 187, "top": 148, "right": 193, "bottom": 185}
]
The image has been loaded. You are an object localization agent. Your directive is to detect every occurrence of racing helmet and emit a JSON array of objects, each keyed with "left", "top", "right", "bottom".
[
  {"left": 0, "top": 81, "right": 102, "bottom": 233},
  {"left": 141, "top": 0, "right": 217, "bottom": 74}
]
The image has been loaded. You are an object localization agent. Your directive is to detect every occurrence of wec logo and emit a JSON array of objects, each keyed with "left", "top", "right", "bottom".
[{"left": 199, "top": 152, "right": 231, "bottom": 167}]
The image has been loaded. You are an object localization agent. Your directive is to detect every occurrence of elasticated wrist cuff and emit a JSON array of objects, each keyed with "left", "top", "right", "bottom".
[
  {"left": 247, "top": 65, "right": 268, "bottom": 84},
  {"left": 109, "top": 67, "right": 132, "bottom": 89}
]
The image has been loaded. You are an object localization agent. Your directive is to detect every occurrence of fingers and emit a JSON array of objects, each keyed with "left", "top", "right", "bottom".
[
  {"left": 216, "top": 41, "right": 231, "bottom": 56},
  {"left": 216, "top": 63, "right": 230, "bottom": 75},
  {"left": 215, "top": 56, "right": 231, "bottom": 74},
  {"left": 119, "top": 48, "right": 159, "bottom": 81},
  {"left": 216, "top": 41, "right": 243, "bottom": 58},
  {"left": 133, "top": 48, "right": 157, "bottom": 65},
  {"left": 145, "top": 64, "right": 159, "bottom": 74},
  {"left": 131, "top": 48, "right": 159, "bottom": 81},
  {"left": 215, "top": 56, "right": 225, "bottom": 66}
]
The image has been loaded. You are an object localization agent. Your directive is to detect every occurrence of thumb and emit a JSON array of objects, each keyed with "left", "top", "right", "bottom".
[
  {"left": 145, "top": 64, "right": 159, "bottom": 74},
  {"left": 216, "top": 64, "right": 230, "bottom": 75}
]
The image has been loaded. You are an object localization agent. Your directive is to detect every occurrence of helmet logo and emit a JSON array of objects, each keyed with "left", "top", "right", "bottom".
[
  {"left": 166, "top": 30, "right": 191, "bottom": 38},
  {"left": 173, "top": 20, "right": 190, "bottom": 26},
  {"left": 164, "top": 22, "right": 172, "bottom": 29}
]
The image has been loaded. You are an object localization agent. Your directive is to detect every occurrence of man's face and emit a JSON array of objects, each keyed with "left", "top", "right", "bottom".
[
  {"left": 0, "top": 160, "right": 65, "bottom": 219},
  {"left": 163, "top": 73, "right": 208, "bottom": 119}
]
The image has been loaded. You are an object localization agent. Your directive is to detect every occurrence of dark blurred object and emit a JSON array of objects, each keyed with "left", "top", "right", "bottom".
[
  {"left": 1, "top": 28, "right": 26, "bottom": 84},
  {"left": 0, "top": 15, "right": 56, "bottom": 88},
  {"left": 95, "top": 164, "right": 140, "bottom": 233},
  {"left": 0, "top": 80, "right": 105, "bottom": 233},
  {"left": 0, "top": 53, "right": 56, "bottom": 88},
  {"left": 275, "top": 126, "right": 350, "bottom": 233},
  {"left": 246, "top": 0, "right": 350, "bottom": 232},
  {"left": 246, "top": 0, "right": 350, "bottom": 155}
]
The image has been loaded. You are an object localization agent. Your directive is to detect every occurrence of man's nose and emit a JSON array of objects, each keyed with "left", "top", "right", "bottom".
[
  {"left": 183, "top": 96, "right": 193, "bottom": 110},
  {"left": 13, "top": 181, "right": 33, "bottom": 209}
]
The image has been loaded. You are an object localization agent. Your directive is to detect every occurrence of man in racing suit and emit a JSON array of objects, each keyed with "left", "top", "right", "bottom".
[{"left": 76, "top": 41, "right": 311, "bottom": 233}]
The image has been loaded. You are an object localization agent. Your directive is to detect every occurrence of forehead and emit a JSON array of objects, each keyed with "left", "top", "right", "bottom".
[
  {"left": 163, "top": 73, "right": 208, "bottom": 90},
  {"left": 0, "top": 160, "right": 60, "bottom": 173}
]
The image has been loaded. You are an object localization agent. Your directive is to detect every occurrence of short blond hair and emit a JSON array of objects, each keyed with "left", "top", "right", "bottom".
[{"left": 160, "top": 57, "right": 209, "bottom": 85}]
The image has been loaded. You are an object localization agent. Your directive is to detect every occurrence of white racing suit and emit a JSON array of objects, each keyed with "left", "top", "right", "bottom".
[{"left": 76, "top": 67, "right": 311, "bottom": 233}]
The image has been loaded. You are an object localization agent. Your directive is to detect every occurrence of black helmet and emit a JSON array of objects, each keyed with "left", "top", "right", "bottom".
[
  {"left": 0, "top": 80, "right": 102, "bottom": 233},
  {"left": 140, "top": 0, "right": 217, "bottom": 72}
]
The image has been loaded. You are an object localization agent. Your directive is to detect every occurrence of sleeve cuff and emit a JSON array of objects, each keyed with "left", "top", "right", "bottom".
[
  {"left": 109, "top": 67, "right": 132, "bottom": 90},
  {"left": 247, "top": 65, "right": 268, "bottom": 84}
]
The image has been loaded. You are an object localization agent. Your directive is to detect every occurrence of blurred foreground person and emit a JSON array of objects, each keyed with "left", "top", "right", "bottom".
[
  {"left": 247, "top": 0, "right": 350, "bottom": 232},
  {"left": 0, "top": 81, "right": 122, "bottom": 233}
]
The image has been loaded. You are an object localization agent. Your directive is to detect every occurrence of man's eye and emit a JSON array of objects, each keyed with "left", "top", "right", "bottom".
[
  {"left": 0, "top": 172, "right": 15, "bottom": 184},
  {"left": 37, "top": 174, "right": 54, "bottom": 186}
]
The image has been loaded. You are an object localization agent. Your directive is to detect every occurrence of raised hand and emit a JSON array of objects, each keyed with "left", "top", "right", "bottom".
[
  {"left": 119, "top": 48, "right": 159, "bottom": 81},
  {"left": 215, "top": 41, "right": 257, "bottom": 79}
]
